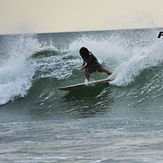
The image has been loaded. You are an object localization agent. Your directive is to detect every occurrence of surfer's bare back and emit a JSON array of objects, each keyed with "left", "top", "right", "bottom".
[{"left": 79, "top": 47, "right": 111, "bottom": 81}]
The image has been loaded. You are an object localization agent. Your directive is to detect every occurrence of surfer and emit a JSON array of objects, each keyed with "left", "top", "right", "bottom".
[{"left": 79, "top": 47, "right": 111, "bottom": 81}]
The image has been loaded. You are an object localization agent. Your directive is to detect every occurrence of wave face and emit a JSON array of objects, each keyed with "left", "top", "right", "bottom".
[{"left": 0, "top": 29, "right": 163, "bottom": 112}]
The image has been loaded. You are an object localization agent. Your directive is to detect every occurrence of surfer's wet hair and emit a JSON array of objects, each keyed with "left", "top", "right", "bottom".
[{"left": 79, "top": 47, "right": 90, "bottom": 59}]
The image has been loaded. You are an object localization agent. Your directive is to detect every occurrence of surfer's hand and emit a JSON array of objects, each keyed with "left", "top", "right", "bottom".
[{"left": 80, "top": 67, "right": 85, "bottom": 71}]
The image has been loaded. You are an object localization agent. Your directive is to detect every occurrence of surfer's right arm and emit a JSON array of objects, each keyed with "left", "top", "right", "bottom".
[
  {"left": 82, "top": 61, "right": 85, "bottom": 67},
  {"left": 80, "top": 61, "right": 86, "bottom": 70}
]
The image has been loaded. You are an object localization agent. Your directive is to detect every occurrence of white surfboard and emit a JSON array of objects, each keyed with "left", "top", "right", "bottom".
[{"left": 57, "top": 78, "right": 111, "bottom": 91}]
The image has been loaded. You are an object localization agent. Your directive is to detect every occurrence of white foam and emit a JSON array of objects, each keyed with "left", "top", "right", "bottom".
[
  {"left": 0, "top": 34, "right": 59, "bottom": 105},
  {"left": 111, "top": 38, "right": 163, "bottom": 86}
]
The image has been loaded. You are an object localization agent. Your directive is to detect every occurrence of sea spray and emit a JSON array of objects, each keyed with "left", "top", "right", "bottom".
[
  {"left": 0, "top": 34, "right": 59, "bottom": 105},
  {"left": 0, "top": 35, "right": 38, "bottom": 104},
  {"left": 111, "top": 38, "right": 163, "bottom": 86}
]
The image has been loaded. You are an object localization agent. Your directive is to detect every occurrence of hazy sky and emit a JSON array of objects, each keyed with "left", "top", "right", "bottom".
[{"left": 0, "top": 0, "right": 163, "bottom": 34}]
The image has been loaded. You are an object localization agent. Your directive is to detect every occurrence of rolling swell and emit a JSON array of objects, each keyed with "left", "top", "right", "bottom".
[{"left": 0, "top": 29, "right": 163, "bottom": 114}]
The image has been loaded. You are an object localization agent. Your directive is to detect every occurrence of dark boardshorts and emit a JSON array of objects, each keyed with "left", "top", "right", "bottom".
[{"left": 88, "top": 62, "right": 103, "bottom": 73}]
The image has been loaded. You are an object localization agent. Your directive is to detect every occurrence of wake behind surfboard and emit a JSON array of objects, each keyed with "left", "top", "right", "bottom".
[{"left": 57, "top": 78, "right": 112, "bottom": 91}]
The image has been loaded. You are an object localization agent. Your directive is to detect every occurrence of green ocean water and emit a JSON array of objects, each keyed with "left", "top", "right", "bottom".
[{"left": 0, "top": 28, "right": 163, "bottom": 162}]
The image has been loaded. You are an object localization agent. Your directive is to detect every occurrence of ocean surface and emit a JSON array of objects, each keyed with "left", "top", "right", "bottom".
[{"left": 0, "top": 28, "right": 163, "bottom": 163}]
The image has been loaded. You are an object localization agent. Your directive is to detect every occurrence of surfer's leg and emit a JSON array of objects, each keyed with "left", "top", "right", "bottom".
[
  {"left": 99, "top": 68, "right": 111, "bottom": 75},
  {"left": 85, "top": 67, "right": 90, "bottom": 81}
]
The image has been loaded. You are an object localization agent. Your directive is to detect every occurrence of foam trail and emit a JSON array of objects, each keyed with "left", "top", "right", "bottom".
[{"left": 111, "top": 39, "right": 163, "bottom": 86}]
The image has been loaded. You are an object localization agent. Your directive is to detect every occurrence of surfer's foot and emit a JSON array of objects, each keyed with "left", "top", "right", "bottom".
[{"left": 84, "top": 78, "right": 89, "bottom": 85}]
